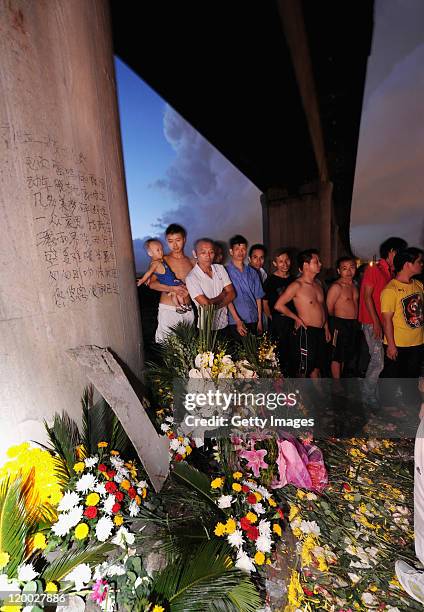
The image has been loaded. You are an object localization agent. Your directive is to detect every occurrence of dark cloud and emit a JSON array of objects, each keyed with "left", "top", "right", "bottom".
[
  {"left": 351, "top": 4, "right": 424, "bottom": 258},
  {"left": 132, "top": 106, "right": 262, "bottom": 271}
]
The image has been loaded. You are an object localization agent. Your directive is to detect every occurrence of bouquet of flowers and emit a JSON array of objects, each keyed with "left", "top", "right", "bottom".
[
  {"left": 50, "top": 443, "right": 148, "bottom": 545},
  {"left": 209, "top": 471, "right": 284, "bottom": 572},
  {"left": 189, "top": 350, "right": 258, "bottom": 380}
]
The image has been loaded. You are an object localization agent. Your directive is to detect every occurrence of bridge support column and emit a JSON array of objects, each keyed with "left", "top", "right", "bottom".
[
  {"left": 261, "top": 181, "right": 337, "bottom": 271},
  {"left": 0, "top": 0, "right": 143, "bottom": 460}
]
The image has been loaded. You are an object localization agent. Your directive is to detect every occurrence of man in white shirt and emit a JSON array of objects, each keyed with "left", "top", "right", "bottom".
[{"left": 185, "top": 238, "right": 236, "bottom": 333}]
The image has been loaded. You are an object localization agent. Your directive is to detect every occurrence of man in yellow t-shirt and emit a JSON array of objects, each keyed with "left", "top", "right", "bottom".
[{"left": 380, "top": 248, "right": 423, "bottom": 405}]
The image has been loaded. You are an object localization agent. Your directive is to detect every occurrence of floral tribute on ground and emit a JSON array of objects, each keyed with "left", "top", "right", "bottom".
[{"left": 0, "top": 312, "right": 419, "bottom": 611}]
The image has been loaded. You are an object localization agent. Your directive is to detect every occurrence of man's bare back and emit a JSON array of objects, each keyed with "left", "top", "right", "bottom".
[
  {"left": 292, "top": 279, "right": 326, "bottom": 328},
  {"left": 327, "top": 280, "right": 358, "bottom": 319}
]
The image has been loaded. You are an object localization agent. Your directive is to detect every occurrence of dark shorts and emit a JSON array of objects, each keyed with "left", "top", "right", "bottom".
[
  {"left": 330, "top": 317, "right": 360, "bottom": 364},
  {"left": 290, "top": 326, "right": 327, "bottom": 376}
]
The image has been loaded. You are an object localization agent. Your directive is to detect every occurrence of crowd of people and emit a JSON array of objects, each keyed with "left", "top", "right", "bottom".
[{"left": 138, "top": 223, "right": 423, "bottom": 408}]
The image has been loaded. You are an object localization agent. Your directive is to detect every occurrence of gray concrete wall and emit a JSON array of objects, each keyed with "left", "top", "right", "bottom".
[{"left": 0, "top": 0, "right": 143, "bottom": 461}]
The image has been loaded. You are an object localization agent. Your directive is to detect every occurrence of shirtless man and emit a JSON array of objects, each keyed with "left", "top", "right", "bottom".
[
  {"left": 326, "top": 257, "right": 360, "bottom": 378},
  {"left": 275, "top": 249, "right": 331, "bottom": 377},
  {"left": 148, "top": 223, "right": 194, "bottom": 342}
]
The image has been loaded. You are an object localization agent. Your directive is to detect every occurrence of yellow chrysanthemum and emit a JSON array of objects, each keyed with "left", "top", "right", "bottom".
[
  {"left": 185, "top": 446, "right": 192, "bottom": 455},
  {"left": 300, "top": 533, "right": 317, "bottom": 567},
  {"left": 73, "top": 462, "right": 85, "bottom": 473},
  {"left": 211, "top": 478, "right": 224, "bottom": 489},
  {"left": 214, "top": 522, "right": 226, "bottom": 536},
  {"left": 268, "top": 497, "right": 277, "bottom": 507},
  {"left": 273, "top": 523, "right": 282, "bottom": 537},
  {"left": 287, "top": 570, "right": 304, "bottom": 608},
  {"left": 152, "top": 606, "right": 165, "bottom": 612},
  {"left": 369, "top": 584, "right": 378, "bottom": 592},
  {"left": 232, "top": 472, "right": 242, "bottom": 480},
  {"left": 288, "top": 504, "right": 300, "bottom": 521},
  {"left": 45, "top": 582, "right": 58, "bottom": 593},
  {"left": 135, "top": 495, "right": 141, "bottom": 505},
  {"left": 0, "top": 443, "right": 63, "bottom": 514},
  {"left": 86, "top": 492, "right": 100, "bottom": 506},
  {"left": 110, "top": 450, "right": 119, "bottom": 456},
  {"left": 121, "top": 479, "right": 131, "bottom": 491},
  {"left": 0, "top": 551, "right": 10, "bottom": 569},
  {"left": 142, "top": 488, "right": 147, "bottom": 499},
  {"left": 246, "top": 512, "right": 257, "bottom": 524},
  {"left": 98, "top": 441, "right": 108, "bottom": 448},
  {"left": 254, "top": 551, "right": 265, "bottom": 565},
  {"left": 254, "top": 492, "right": 262, "bottom": 502},
  {"left": 316, "top": 554, "right": 328, "bottom": 571},
  {"left": 32, "top": 533, "right": 47, "bottom": 550},
  {"left": 232, "top": 483, "right": 242, "bottom": 492},
  {"left": 225, "top": 518, "right": 237, "bottom": 534},
  {"left": 292, "top": 527, "right": 302, "bottom": 538},
  {"left": 114, "top": 515, "right": 124, "bottom": 526},
  {"left": 74, "top": 523, "right": 89, "bottom": 540}
]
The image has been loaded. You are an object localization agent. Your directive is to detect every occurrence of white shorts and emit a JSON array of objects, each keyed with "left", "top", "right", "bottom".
[{"left": 155, "top": 303, "right": 195, "bottom": 343}]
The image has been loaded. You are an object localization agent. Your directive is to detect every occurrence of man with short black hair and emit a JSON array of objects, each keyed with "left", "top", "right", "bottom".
[
  {"left": 248, "top": 243, "right": 267, "bottom": 284},
  {"left": 358, "top": 236, "right": 408, "bottom": 406},
  {"left": 226, "top": 235, "right": 264, "bottom": 337},
  {"left": 149, "top": 223, "right": 194, "bottom": 342}
]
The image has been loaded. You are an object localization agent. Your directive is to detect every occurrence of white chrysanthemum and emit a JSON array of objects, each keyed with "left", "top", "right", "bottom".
[
  {"left": 235, "top": 550, "right": 255, "bottom": 573},
  {"left": 306, "top": 492, "right": 317, "bottom": 501},
  {"left": 258, "top": 519, "right": 271, "bottom": 537},
  {"left": 169, "top": 438, "right": 180, "bottom": 451},
  {"left": 67, "top": 505, "right": 84, "bottom": 529},
  {"left": 84, "top": 455, "right": 99, "bottom": 468},
  {"left": 300, "top": 520, "right": 320, "bottom": 536},
  {"left": 188, "top": 368, "right": 202, "bottom": 379},
  {"left": 76, "top": 473, "right": 97, "bottom": 493},
  {"left": 95, "top": 482, "right": 107, "bottom": 496},
  {"left": 102, "top": 495, "right": 116, "bottom": 515},
  {"left": 227, "top": 529, "right": 244, "bottom": 548},
  {"left": 255, "top": 485, "right": 270, "bottom": 500},
  {"left": 165, "top": 416, "right": 174, "bottom": 423},
  {"left": 57, "top": 491, "right": 81, "bottom": 512},
  {"left": 256, "top": 535, "right": 272, "bottom": 553},
  {"left": 361, "top": 593, "right": 378, "bottom": 607},
  {"left": 137, "top": 480, "right": 147, "bottom": 489},
  {"left": 253, "top": 503, "right": 265, "bottom": 515},
  {"left": 65, "top": 563, "right": 91, "bottom": 591},
  {"left": 112, "top": 526, "right": 135, "bottom": 548},
  {"left": 129, "top": 500, "right": 140, "bottom": 517},
  {"left": 0, "top": 574, "right": 20, "bottom": 592},
  {"left": 114, "top": 473, "right": 124, "bottom": 484},
  {"left": 160, "top": 423, "right": 170, "bottom": 432},
  {"left": 96, "top": 516, "right": 114, "bottom": 542},
  {"left": 51, "top": 514, "right": 72, "bottom": 537},
  {"left": 93, "top": 561, "right": 109, "bottom": 581},
  {"left": 177, "top": 445, "right": 186, "bottom": 455},
  {"left": 218, "top": 495, "right": 233, "bottom": 509},
  {"left": 17, "top": 563, "right": 38, "bottom": 582},
  {"left": 110, "top": 456, "right": 125, "bottom": 469},
  {"left": 348, "top": 572, "right": 361, "bottom": 584},
  {"left": 106, "top": 564, "right": 126, "bottom": 577}
]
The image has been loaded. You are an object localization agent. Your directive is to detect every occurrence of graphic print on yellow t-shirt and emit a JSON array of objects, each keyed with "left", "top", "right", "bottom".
[{"left": 381, "top": 279, "right": 423, "bottom": 347}]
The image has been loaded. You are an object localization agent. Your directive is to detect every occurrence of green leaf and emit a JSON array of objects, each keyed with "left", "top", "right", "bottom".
[
  {"left": 41, "top": 542, "right": 114, "bottom": 582},
  {"left": 44, "top": 412, "right": 81, "bottom": 476},
  {"left": 172, "top": 462, "right": 223, "bottom": 513}
]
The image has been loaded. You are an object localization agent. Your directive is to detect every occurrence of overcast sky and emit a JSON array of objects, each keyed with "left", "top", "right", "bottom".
[{"left": 116, "top": 0, "right": 424, "bottom": 269}]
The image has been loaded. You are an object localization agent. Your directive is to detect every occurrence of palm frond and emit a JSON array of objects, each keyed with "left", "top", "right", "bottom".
[
  {"left": 171, "top": 462, "right": 223, "bottom": 513},
  {"left": 0, "top": 475, "right": 37, "bottom": 577},
  {"left": 41, "top": 542, "right": 115, "bottom": 582},
  {"left": 198, "top": 305, "right": 218, "bottom": 353},
  {"left": 44, "top": 413, "right": 81, "bottom": 476},
  {"left": 152, "top": 540, "right": 262, "bottom": 612}
]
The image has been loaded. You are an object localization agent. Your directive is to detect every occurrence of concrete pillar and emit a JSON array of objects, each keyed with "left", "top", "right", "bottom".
[
  {"left": 0, "top": 0, "right": 143, "bottom": 461},
  {"left": 261, "top": 182, "right": 335, "bottom": 270}
]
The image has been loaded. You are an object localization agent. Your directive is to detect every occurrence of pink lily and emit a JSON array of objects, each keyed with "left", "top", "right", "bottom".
[{"left": 239, "top": 447, "right": 268, "bottom": 477}]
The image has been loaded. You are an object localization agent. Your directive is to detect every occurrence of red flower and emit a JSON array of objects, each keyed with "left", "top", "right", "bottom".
[
  {"left": 277, "top": 508, "right": 284, "bottom": 519},
  {"left": 303, "top": 587, "right": 314, "bottom": 596},
  {"left": 342, "top": 483, "right": 351, "bottom": 492},
  {"left": 84, "top": 506, "right": 97, "bottom": 519},
  {"left": 175, "top": 454, "right": 183, "bottom": 462},
  {"left": 247, "top": 493, "right": 257, "bottom": 505},
  {"left": 107, "top": 470, "right": 116, "bottom": 479},
  {"left": 111, "top": 503, "right": 121, "bottom": 514},
  {"left": 240, "top": 517, "right": 252, "bottom": 531},
  {"left": 241, "top": 485, "right": 249, "bottom": 493},
  {"left": 246, "top": 526, "right": 259, "bottom": 541},
  {"left": 98, "top": 464, "right": 107, "bottom": 472},
  {"left": 105, "top": 481, "right": 117, "bottom": 493},
  {"left": 128, "top": 487, "right": 137, "bottom": 499},
  {"left": 115, "top": 491, "right": 124, "bottom": 502},
  {"left": 168, "top": 432, "right": 175, "bottom": 439}
]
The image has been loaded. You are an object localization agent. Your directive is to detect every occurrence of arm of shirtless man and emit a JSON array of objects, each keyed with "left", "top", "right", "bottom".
[{"left": 274, "top": 281, "right": 306, "bottom": 329}]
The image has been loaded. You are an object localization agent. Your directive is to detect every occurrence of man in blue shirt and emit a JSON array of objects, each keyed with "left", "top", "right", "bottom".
[{"left": 226, "top": 235, "right": 264, "bottom": 337}]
